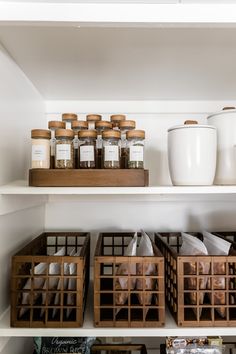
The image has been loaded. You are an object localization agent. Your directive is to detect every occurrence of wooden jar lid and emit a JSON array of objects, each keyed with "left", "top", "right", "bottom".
[
  {"left": 127, "top": 130, "right": 145, "bottom": 139},
  {"left": 110, "top": 114, "right": 126, "bottom": 122},
  {"left": 71, "top": 120, "right": 88, "bottom": 129},
  {"left": 95, "top": 121, "right": 113, "bottom": 129},
  {"left": 120, "top": 120, "right": 136, "bottom": 129},
  {"left": 102, "top": 129, "right": 121, "bottom": 139},
  {"left": 86, "top": 114, "right": 102, "bottom": 122},
  {"left": 55, "top": 129, "right": 74, "bottom": 138},
  {"left": 48, "top": 121, "right": 66, "bottom": 129},
  {"left": 31, "top": 129, "right": 51, "bottom": 139},
  {"left": 62, "top": 113, "right": 78, "bottom": 121},
  {"left": 78, "top": 130, "right": 97, "bottom": 138}
]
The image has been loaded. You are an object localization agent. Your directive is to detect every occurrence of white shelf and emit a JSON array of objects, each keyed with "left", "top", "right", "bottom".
[
  {"left": 1, "top": 306, "right": 236, "bottom": 337},
  {"left": 1, "top": 3, "right": 236, "bottom": 25},
  {"left": 2, "top": 180, "right": 236, "bottom": 196}
]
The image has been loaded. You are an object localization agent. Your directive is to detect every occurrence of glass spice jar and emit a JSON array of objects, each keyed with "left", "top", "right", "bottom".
[
  {"left": 48, "top": 121, "right": 66, "bottom": 168},
  {"left": 102, "top": 130, "right": 121, "bottom": 169},
  {"left": 110, "top": 114, "right": 126, "bottom": 130},
  {"left": 71, "top": 120, "right": 88, "bottom": 168},
  {"left": 31, "top": 129, "right": 51, "bottom": 169},
  {"left": 55, "top": 129, "right": 74, "bottom": 169},
  {"left": 86, "top": 114, "right": 102, "bottom": 130},
  {"left": 62, "top": 113, "right": 78, "bottom": 129},
  {"left": 78, "top": 130, "right": 97, "bottom": 169},
  {"left": 127, "top": 130, "right": 145, "bottom": 169},
  {"left": 119, "top": 120, "right": 136, "bottom": 169},
  {"left": 95, "top": 121, "right": 112, "bottom": 169}
]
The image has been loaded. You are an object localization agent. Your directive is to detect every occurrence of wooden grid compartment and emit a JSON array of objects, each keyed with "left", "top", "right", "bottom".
[
  {"left": 91, "top": 344, "right": 147, "bottom": 354},
  {"left": 11, "top": 232, "right": 90, "bottom": 328},
  {"left": 94, "top": 232, "right": 165, "bottom": 327},
  {"left": 155, "top": 232, "right": 236, "bottom": 327}
]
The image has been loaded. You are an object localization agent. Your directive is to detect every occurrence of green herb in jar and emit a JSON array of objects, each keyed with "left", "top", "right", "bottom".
[
  {"left": 102, "top": 130, "right": 121, "bottom": 169},
  {"left": 127, "top": 130, "right": 145, "bottom": 169},
  {"left": 55, "top": 129, "right": 74, "bottom": 169},
  {"left": 79, "top": 130, "right": 97, "bottom": 169},
  {"left": 120, "top": 120, "right": 136, "bottom": 169}
]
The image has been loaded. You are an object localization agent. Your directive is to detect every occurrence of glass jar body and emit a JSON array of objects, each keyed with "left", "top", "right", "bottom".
[
  {"left": 103, "top": 137, "right": 120, "bottom": 169},
  {"left": 120, "top": 128, "right": 133, "bottom": 169},
  {"left": 128, "top": 137, "right": 145, "bottom": 169},
  {"left": 79, "top": 137, "right": 96, "bottom": 169},
  {"left": 55, "top": 137, "right": 74, "bottom": 169},
  {"left": 31, "top": 137, "right": 50, "bottom": 169}
]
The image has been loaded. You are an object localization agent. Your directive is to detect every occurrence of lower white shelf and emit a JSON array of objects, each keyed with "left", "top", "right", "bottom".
[{"left": 1, "top": 296, "right": 236, "bottom": 337}]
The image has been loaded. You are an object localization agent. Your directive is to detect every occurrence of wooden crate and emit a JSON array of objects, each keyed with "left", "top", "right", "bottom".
[
  {"left": 29, "top": 169, "right": 149, "bottom": 187},
  {"left": 155, "top": 232, "right": 236, "bottom": 327},
  {"left": 91, "top": 344, "right": 147, "bottom": 354},
  {"left": 94, "top": 232, "right": 165, "bottom": 327},
  {"left": 11, "top": 232, "right": 90, "bottom": 328}
]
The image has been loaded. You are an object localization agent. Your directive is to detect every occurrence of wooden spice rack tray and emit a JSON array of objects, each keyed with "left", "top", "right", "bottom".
[{"left": 29, "top": 169, "right": 149, "bottom": 187}]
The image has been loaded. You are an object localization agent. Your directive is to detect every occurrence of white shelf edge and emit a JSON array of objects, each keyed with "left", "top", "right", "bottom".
[
  {"left": 1, "top": 306, "right": 236, "bottom": 338},
  {"left": 1, "top": 180, "right": 236, "bottom": 196},
  {"left": 1, "top": 3, "right": 236, "bottom": 26}
]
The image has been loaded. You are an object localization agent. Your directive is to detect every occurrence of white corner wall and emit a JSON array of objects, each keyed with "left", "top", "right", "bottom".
[{"left": 0, "top": 43, "right": 45, "bottom": 185}]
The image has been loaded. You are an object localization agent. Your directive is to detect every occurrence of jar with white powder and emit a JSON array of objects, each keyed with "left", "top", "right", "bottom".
[
  {"left": 31, "top": 129, "right": 51, "bottom": 169},
  {"left": 55, "top": 129, "right": 74, "bottom": 169}
]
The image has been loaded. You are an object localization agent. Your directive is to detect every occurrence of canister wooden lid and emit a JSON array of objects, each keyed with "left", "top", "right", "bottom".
[
  {"left": 48, "top": 121, "right": 66, "bottom": 129},
  {"left": 223, "top": 106, "right": 236, "bottom": 110},
  {"left": 78, "top": 130, "right": 97, "bottom": 138},
  {"left": 62, "top": 113, "right": 78, "bottom": 121},
  {"left": 127, "top": 130, "right": 145, "bottom": 139},
  {"left": 31, "top": 129, "right": 51, "bottom": 139},
  {"left": 120, "top": 120, "right": 136, "bottom": 129},
  {"left": 86, "top": 114, "right": 102, "bottom": 122},
  {"left": 55, "top": 129, "right": 74, "bottom": 138},
  {"left": 102, "top": 130, "right": 121, "bottom": 139},
  {"left": 95, "top": 121, "right": 112, "bottom": 129},
  {"left": 71, "top": 120, "right": 88, "bottom": 129},
  {"left": 184, "top": 120, "right": 198, "bottom": 125},
  {"left": 110, "top": 114, "right": 126, "bottom": 122}
]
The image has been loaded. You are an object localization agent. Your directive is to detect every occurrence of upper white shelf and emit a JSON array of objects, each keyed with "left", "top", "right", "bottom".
[
  {"left": 2, "top": 180, "right": 236, "bottom": 197},
  {"left": 1, "top": 3, "right": 236, "bottom": 25}
]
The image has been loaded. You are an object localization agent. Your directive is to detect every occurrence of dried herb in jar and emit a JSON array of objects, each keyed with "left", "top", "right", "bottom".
[
  {"left": 55, "top": 129, "right": 74, "bottom": 169},
  {"left": 120, "top": 120, "right": 136, "bottom": 168},
  {"left": 48, "top": 120, "right": 66, "bottom": 169},
  {"left": 86, "top": 114, "right": 102, "bottom": 130},
  {"left": 79, "top": 130, "right": 97, "bottom": 169},
  {"left": 95, "top": 120, "right": 112, "bottom": 168},
  {"left": 127, "top": 130, "right": 145, "bottom": 169},
  {"left": 110, "top": 114, "right": 126, "bottom": 130},
  {"left": 102, "top": 130, "right": 121, "bottom": 169},
  {"left": 71, "top": 120, "right": 88, "bottom": 169},
  {"left": 62, "top": 113, "right": 77, "bottom": 129}
]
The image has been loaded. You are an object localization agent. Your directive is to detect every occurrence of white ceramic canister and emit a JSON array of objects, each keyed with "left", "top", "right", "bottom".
[
  {"left": 168, "top": 120, "right": 217, "bottom": 186},
  {"left": 207, "top": 107, "right": 236, "bottom": 185}
]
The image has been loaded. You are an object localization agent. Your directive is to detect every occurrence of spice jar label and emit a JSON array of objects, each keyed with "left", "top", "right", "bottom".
[
  {"left": 80, "top": 145, "right": 95, "bottom": 162},
  {"left": 104, "top": 145, "right": 119, "bottom": 161},
  {"left": 56, "top": 144, "right": 71, "bottom": 160},
  {"left": 130, "top": 146, "right": 143, "bottom": 162},
  {"left": 32, "top": 145, "right": 46, "bottom": 161}
]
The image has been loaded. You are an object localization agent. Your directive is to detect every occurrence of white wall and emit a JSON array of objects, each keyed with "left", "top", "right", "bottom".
[{"left": 0, "top": 43, "right": 45, "bottom": 185}]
